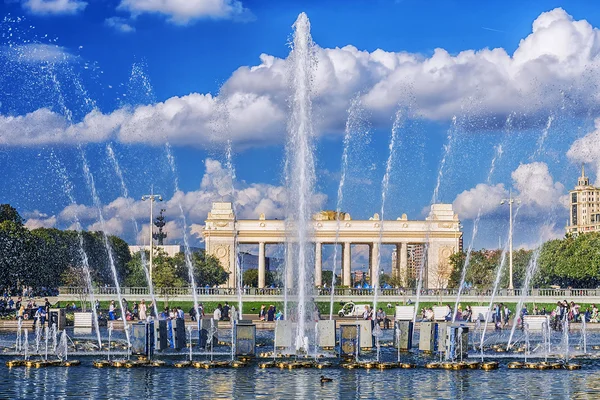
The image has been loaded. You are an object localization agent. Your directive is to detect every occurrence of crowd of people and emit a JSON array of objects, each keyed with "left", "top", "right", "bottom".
[{"left": 0, "top": 292, "right": 53, "bottom": 328}]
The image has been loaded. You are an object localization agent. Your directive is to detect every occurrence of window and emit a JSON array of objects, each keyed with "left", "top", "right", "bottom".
[{"left": 572, "top": 193, "right": 578, "bottom": 203}]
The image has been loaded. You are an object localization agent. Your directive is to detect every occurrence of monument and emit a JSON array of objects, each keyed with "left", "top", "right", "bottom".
[{"left": 203, "top": 202, "right": 462, "bottom": 289}]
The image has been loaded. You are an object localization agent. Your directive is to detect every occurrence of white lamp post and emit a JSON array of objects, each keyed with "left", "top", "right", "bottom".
[
  {"left": 142, "top": 189, "right": 163, "bottom": 280},
  {"left": 501, "top": 190, "right": 520, "bottom": 291}
]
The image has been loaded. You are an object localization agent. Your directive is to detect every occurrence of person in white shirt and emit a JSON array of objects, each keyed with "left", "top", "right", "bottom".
[{"left": 213, "top": 304, "right": 222, "bottom": 320}]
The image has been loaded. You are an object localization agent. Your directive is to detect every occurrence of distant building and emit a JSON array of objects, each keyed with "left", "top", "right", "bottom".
[
  {"left": 566, "top": 166, "right": 600, "bottom": 236},
  {"left": 391, "top": 243, "right": 425, "bottom": 286}
]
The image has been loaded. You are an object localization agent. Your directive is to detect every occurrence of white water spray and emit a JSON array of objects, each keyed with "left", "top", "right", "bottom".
[
  {"left": 413, "top": 116, "right": 459, "bottom": 323},
  {"left": 106, "top": 143, "right": 159, "bottom": 320},
  {"left": 285, "top": 12, "right": 317, "bottom": 352},
  {"left": 328, "top": 96, "right": 364, "bottom": 319},
  {"left": 373, "top": 109, "right": 404, "bottom": 312}
]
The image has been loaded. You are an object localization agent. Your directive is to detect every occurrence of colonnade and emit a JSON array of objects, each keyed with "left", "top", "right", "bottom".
[
  {"left": 203, "top": 202, "right": 461, "bottom": 290},
  {"left": 250, "top": 241, "right": 415, "bottom": 288}
]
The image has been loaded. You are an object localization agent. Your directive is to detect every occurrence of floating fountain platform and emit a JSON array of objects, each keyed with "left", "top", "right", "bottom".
[
  {"left": 174, "top": 361, "right": 192, "bottom": 368},
  {"left": 425, "top": 362, "right": 441, "bottom": 369},
  {"left": 481, "top": 361, "right": 499, "bottom": 370},
  {"left": 259, "top": 361, "right": 277, "bottom": 369}
]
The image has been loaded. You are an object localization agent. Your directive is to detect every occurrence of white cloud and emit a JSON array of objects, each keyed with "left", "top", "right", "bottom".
[
  {"left": 118, "top": 0, "right": 252, "bottom": 24},
  {"left": 567, "top": 118, "right": 600, "bottom": 185},
  {"left": 511, "top": 162, "right": 565, "bottom": 210},
  {"left": 105, "top": 17, "right": 136, "bottom": 33},
  {"left": 23, "top": 210, "right": 57, "bottom": 229},
  {"left": 453, "top": 183, "right": 508, "bottom": 220},
  {"left": 22, "top": 0, "right": 87, "bottom": 15},
  {"left": 4, "top": 7, "right": 600, "bottom": 147},
  {"left": 25, "top": 158, "right": 327, "bottom": 244},
  {"left": 2, "top": 44, "right": 73, "bottom": 64},
  {"left": 453, "top": 162, "right": 567, "bottom": 220}
]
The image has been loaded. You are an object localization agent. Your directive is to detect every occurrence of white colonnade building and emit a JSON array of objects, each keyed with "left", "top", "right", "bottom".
[{"left": 203, "top": 202, "right": 462, "bottom": 290}]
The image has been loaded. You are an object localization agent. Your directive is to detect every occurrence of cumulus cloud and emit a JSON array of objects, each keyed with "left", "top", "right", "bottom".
[
  {"left": 567, "top": 118, "right": 600, "bottom": 185},
  {"left": 118, "top": 0, "right": 252, "bottom": 24},
  {"left": 25, "top": 158, "right": 327, "bottom": 245},
  {"left": 22, "top": 0, "right": 87, "bottom": 15},
  {"left": 4, "top": 7, "right": 600, "bottom": 147},
  {"left": 105, "top": 17, "right": 136, "bottom": 33},
  {"left": 453, "top": 162, "right": 567, "bottom": 220}
]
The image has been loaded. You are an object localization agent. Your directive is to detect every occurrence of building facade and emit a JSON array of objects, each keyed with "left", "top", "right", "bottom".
[
  {"left": 203, "top": 202, "right": 463, "bottom": 289},
  {"left": 566, "top": 166, "right": 600, "bottom": 235}
]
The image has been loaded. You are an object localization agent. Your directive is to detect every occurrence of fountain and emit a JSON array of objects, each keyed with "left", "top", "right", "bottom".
[
  {"left": 373, "top": 108, "right": 404, "bottom": 312},
  {"left": 225, "top": 140, "right": 244, "bottom": 318},
  {"left": 453, "top": 143, "right": 503, "bottom": 323},
  {"left": 48, "top": 151, "right": 102, "bottom": 349},
  {"left": 284, "top": 12, "right": 317, "bottom": 352},
  {"left": 106, "top": 143, "right": 159, "bottom": 320},
  {"left": 165, "top": 144, "right": 200, "bottom": 333},
  {"left": 328, "top": 96, "right": 365, "bottom": 319},
  {"left": 80, "top": 148, "right": 131, "bottom": 350},
  {"left": 413, "top": 115, "right": 459, "bottom": 324}
]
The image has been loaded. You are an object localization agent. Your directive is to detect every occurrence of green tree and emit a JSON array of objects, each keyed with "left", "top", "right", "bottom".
[
  {"left": 174, "top": 250, "right": 229, "bottom": 287},
  {"left": 152, "top": 249, "right": 186, "bottom": 306},
  {"left": 125, "top": 250, "right": 150, "bottom": 287},
  {"left": 321, "top": 270, "right": 335, "bottom": 287},
  {"left": 0, "top": 204, "right": 24, "bottom": 226},
  {"left": 242, "top": 269, "right": 277, "bottom": 287}
]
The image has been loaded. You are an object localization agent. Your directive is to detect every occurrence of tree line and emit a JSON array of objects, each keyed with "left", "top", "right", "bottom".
[
  {"left": 448, "top": 232, "right": 600, "bottom": 289},
  {"left": 0, "top": 204, "right": 229, "bottom": 295}
]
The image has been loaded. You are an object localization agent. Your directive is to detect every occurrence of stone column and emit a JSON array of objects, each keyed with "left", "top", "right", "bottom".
[
  {"left": 399, "top": 242, "right": 408, "bottom": 286},
  {"left": 315, "top": 243, "right": 322, "bottom": 287},
  {"left": 258, "top": 242, "right": 266, "bottom": 288},
  {"left": 343, "top": 242, "right": 352, "bottom": 287},
  {"left": 370, "top": 242, "right": 380, "bottom": 287}
]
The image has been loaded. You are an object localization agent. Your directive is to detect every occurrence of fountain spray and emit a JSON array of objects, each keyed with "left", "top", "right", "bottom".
[
  {"left": 373, "top": 109, "right": 403, "bottom": 313},
  {"left": 225, "top": 140, "right": 244, "bottom": 320},
  {"left": 285, "top": 12, "right": 317, "bottom": 352},
  {"left": 453, "top": 143, "right": 504, "bottom": 323},
  {"left": 329, "top": 96, "right": 365, "bottom": 319},
  {"left": 106, "top": 143, "right": 159, "bottom": 320},
  {"left": 413, "top": 116, "right": 459, "bottom": 324},
  {"left": 80, "top": 148, "right": 131, "bottom": 351}
]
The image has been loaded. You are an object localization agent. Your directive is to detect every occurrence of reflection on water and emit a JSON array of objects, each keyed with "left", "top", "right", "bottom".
[{"left": 1, "top": 362, "right": 599, "bottom": 399}]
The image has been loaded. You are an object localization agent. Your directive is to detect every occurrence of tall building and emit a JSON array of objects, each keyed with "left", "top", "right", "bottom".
[{"left": 566, "top": 166, "right": 600, "bottom": 235}]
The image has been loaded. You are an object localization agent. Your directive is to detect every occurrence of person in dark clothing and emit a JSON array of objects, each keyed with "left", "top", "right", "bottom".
[
  {"left": 267, "top": 305, "right": 276, "bottom": 321},
  {"left": 222, "top": 302, "right": 230, "bottom": 321}
]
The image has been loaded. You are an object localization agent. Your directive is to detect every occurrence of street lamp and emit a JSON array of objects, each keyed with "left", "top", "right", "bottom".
[
  {"left": 142, "top": 189, "right": 163, "bottom": 281},
  {"left": 501, "top": 190, "right": 520, "bottom": 290}
]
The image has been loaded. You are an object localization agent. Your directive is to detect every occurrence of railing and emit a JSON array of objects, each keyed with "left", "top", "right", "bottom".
[{"left": 57, "top": 287, "right": 600, "bottom": 298}]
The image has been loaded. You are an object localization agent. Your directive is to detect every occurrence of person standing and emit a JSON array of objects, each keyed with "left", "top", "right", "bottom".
[
  {"left": 267, "top": 305, "right": 275, "bottom": 321},
  {"left": 222, "top": 302, "right": 230, "bottom": 321},
  {"left": 139, "top": 300, "right": 147, "bottom": 321},
  {"left": 214, "top": 304, "right": 222, "bottom": 321},
  {"left": 108, "top": 301, "right": 116, "bottom": 321},
  {"left": 259, "top": 305, "right": 266, "bottom": 321}
]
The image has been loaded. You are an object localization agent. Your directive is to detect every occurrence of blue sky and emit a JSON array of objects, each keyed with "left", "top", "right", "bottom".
[{"left": 1, "top": 0, "right": 600, "bottom": 272}]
